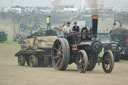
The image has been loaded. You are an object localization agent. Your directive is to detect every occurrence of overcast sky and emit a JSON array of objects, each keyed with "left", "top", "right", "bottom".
[{"left": 0, "top": 0, "right": 128, "bottom": 8}]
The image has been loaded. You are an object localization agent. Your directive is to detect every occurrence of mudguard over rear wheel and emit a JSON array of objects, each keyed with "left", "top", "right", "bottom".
[
  {"left": 76, "top": 50, "right": 88, "bottom": 73},
  {"left": 102, "top": 50, "right": 114, "bottom": 73}
]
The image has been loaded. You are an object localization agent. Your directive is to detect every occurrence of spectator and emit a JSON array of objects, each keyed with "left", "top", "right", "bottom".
[
  {"left": 46, "top": 16, "right": 51, "bottom": 30},
  {"left": 72, "top": 22, "right": 80, "bottom": 32}
]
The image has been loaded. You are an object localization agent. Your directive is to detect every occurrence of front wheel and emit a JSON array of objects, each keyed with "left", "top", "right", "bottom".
[
  {"left": 102, "top": 50, "right": 114, "bottom": 73},
  {"left": 76, "top": 50, "right": 88, "bottom": 73}
]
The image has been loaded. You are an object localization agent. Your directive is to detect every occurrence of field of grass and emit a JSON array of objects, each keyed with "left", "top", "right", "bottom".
[
  {"left": 0, "top": 41, "right": 20, "bottom": 49},
  {"left": 0, "top": 19, "right": 18, "bottom": 41}
]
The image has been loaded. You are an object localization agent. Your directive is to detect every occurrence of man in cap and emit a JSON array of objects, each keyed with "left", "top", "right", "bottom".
[
  {"left": 63, "top": 22, "right": 72, "bottom": 33},
  {"left": 72, "top": 22, "right": 80, "bottom": 33}
]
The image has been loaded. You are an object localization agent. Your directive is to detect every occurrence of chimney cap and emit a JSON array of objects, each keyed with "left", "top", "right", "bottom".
[{"left": 91, "top": 15, "right": 99, "bottom": 19}]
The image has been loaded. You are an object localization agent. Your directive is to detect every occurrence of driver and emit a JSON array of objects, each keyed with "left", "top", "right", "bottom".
[
  {"left": 62, "top": 22, "right": 76, "bottom": 44},
  {"left": 63, "top": 22, "right": 72, "bottom": 33}
]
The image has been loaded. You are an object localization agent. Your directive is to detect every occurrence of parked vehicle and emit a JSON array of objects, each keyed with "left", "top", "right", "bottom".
[
  {"left": 110, "top": 28, "right": 128, "bottom": 60},
  {"left": 97, "top": 33, "right": 120, "bottom": 62},
  {"left": 0, "top": 31, "right": 7, "bottom": 42}
]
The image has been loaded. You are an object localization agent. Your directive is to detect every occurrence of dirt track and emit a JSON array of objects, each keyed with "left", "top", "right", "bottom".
[{"left": 0, "top": 43, "right": 128, "bottom": 85}]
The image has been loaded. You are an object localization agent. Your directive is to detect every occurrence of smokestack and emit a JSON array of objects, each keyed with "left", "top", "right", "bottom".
[{"left": 91, "top": 15, "right": 99, "bottom": 38}]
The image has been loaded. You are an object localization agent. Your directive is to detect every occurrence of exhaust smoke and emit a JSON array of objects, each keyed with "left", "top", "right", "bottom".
[{"left": 85, "top": 0, "right": 99, "bottom": 14}]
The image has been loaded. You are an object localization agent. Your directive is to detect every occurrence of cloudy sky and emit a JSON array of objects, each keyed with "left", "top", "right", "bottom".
[{"left": 0, "top": 0, "right": 128, "bottom": 8}]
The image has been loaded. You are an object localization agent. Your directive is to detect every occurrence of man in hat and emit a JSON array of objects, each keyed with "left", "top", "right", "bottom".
[
  {"left": 63, "top": 22, "right": 72, "bottom": 33},
  {"left": 62, "top": 22, "right": 74, "bottom": 44},
  {"left": 72, "top": 22, "right": 80, "bottom": 33}
]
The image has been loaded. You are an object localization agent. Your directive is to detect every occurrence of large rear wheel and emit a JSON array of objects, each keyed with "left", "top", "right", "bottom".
[
  {"left": 52, "top": 38, "right": 70, "bottom": 70},
  {"left": 102, "top": 50, "right": 114, "bottom": 73},
  {"left": 76, "top": 50, "right": 88, "bottom": 73},
  {"left": 63, "top": 38, "right": 70, "bottom": 67}
]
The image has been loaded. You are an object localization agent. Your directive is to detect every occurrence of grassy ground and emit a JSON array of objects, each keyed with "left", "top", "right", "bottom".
[
  {"left": 0, "top": 41, "right": 20, "bottom": 50},
  {"left": 0, "top": 42, "right": 128, "bottom": 85}
]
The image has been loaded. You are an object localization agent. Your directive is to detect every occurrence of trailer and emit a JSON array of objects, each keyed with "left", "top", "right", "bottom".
[
  {"left": 15, "top": 48, "right": 52, "bottom": 67},
  {"left": 14, "top": 29, "right": 59, "bottom": 67}
]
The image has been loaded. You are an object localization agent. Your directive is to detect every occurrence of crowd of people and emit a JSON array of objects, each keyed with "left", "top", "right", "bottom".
[
  {"left": 46, "top": 15, "right": 80, "bottom": 34},
  {"left": 19, "top": 15, "right": 81, "bottom": 35}
]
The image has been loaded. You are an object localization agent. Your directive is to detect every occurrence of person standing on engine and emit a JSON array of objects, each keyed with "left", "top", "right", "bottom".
[{"left": 46, "top": 16, "right": 51, "bottom": 30}]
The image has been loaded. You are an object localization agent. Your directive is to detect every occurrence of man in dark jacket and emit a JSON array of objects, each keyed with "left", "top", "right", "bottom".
[{"left": 72, "top": 22, "right": 80, "bottom": 32}]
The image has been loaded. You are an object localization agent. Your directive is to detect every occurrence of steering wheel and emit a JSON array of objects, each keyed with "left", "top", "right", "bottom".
[
  {"left": 81, "top": 27, "right": 92, "bottom": 40},
  {"left": 81, "top": 27, "right": 88, "bottom": 40},
  {"left": 81, "top": 27, "right": 88, "bottom": 33}
]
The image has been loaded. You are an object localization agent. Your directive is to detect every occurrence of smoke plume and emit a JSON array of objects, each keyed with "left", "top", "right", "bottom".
[
  {"left": 86, "top": 0, "right": 99, "bottom": 8},
  {"left": 85, "top": 0, "right": 99, "bottom": 14}
]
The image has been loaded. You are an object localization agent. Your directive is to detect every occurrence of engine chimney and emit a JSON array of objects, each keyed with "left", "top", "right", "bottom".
[{"left": 91, "top": 15, "right": 99, "bottom": 38}]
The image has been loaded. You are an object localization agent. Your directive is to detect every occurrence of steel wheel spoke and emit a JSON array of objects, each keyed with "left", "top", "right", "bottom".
[
  {"left": 54, "top": 56, "right": 59, "bottom": 59},
  {"left": 54, "top": 48, "right": 59, "bottom": 51},
  {"left": 78, "top": 53, "right": 84, "bottom": 70},
  {"left": 79, "top": 54, "right": 83, "bottom": 64},
  {"left": 105, "top": 64, "right": 107, "bottom": 70},
  {"left": 59, "top": 45, "right": 62, "bottom": 50},
  {"left": 107, "top": 65, "right": 109, "bottom": 70},
  {"left": 56, "top": 59, "right": 61, "bottom": 66}
]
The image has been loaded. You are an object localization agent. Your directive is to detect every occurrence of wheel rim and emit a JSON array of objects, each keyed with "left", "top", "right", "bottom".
[
  {"left": 53, "top": 40, "right": 63, "bottom": 68},
  {"left": 103, "top": 54, "right": 112, "bottom": 71},
  {"left": 77, "top": 52, "right": 85, "bottom": 72}
]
